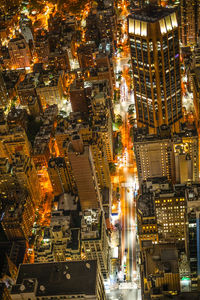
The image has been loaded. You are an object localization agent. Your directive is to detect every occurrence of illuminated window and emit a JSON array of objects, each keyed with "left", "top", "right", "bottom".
[
  {"left": 165, "top": 16, "right": 172, "bottom": 31},
  {"left": 141, "top": 21, "right": 147, "bottom": 37},
  {"left": 171, "top": 13, "right": 178, "bottom": 28},
  {"left": 159, "top": 19, "right": 167, "bottom": 34},
  {"left": 135, "top": 20, "right": 141, "bottom": 35},
  {"left": 129, "top": 18, "right": 135, "bottom": 34}
]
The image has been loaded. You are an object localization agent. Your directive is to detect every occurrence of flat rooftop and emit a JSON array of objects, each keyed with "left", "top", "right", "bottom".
[
  {"left": 129, "top": 5, "right": 176, "bottom": 23},
  {"left": 12, "top": 260, "right": 98, "bottom": 297}
]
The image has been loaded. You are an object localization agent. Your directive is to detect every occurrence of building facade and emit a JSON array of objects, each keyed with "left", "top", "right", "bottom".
[
  {"left": 8, "top": 35, "right": 31, "bottom": 69},
  {"left": 2, "top": 191, "right": 35, "bottom": 241},
  {"left": 68, "top": 137, "right": 101, "bottom": 210},
  {"left": 173, "top": 129, "right": 199, "bottom": 183},
  {"left": 128, "top": 6, "right": 182, "bottom": 133},
  {"left": 81, "top": 209, "right": 109, "bottom": 279},
  {"left": 180, "top": 0, "right": 200, "bottom": 46},
  {"left": 48, "top": 157, "right": 73, "bottom": 196},
  {"left": 12, "top": 153, "right": 42, "bottom": 207},
  {"left": 134, "top": 134, "right": 174, "bottom": 185}
]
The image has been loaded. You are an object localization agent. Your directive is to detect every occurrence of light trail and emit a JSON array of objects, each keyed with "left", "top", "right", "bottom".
[
  {"left": 109, "top": 1, "right": 141, "bottom": 298},
  {"left": 113, "top": 46, "right": 139, "bottom": 284}
]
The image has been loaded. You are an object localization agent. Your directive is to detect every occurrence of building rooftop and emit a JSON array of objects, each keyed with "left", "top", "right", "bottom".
[
  {"left": 3, "top": 190, "right": 30, "bottom": 220},
  {"left": 145, "top": 243, "right": 179, "bottom": 276},
  {"left": 165, "top": 292, "right": 200, "bottom": 299},
  {"left": 134, "top": 125, "right": 197, "bottom": 143},
  {"left": 17, "top": 72, "right": 37, "bottom": 90},
  {"left": 137, "top": 193, "right": 155, "bottom": 218},
  {"left": 57, "top": 193, "right": 78, "bottom": 212},
  {"left": 12, "top": 260, "right": 98, "bottom": 297},
  {"left": 81, "top": 209, "right": 102, "bottom": 240},
  {"left": 129, "top": 5, "right": 176, "bottom": 23},
  {"left": 0, "top": 240, "right": 26, "bottom": 279},
  {"left": 2, "top": 69, "right": 24, "bottom": 91},
  {"left": 141, "top": 179, "right": 185, "bottom": 199}
]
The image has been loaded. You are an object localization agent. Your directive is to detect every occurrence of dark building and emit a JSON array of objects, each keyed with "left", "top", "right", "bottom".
[
  {"left": 70, "top": 79, "right": 89, "bottom": 114},
  {"left": 180, "top": 0, "right": 200, "bottom": 46},
  {"left": 11, "top": 260, "right": 106, "bottom": 299}
]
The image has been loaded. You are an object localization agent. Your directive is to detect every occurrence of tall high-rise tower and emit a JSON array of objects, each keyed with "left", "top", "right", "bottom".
[
  {"left": 68, "top": 135, "right": 101, "bottom": 210},
  {"left": 128, "top": 6, "right": 182, "bottom": 133},
  {"left": 180, "top": 0, "right": 200, "bottom": 46}
]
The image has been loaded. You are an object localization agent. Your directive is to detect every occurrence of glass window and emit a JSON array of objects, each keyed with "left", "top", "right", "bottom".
[
  {"left": 159, "top": 19, "right": 167, "bottom": 34},
  {"left": 171, "top": 13, "right": 178, "bottom": 28},
  {"left": 165, "top": 16, "right": 172, "bottom": 32},
  {"left": 135, "top": 20, "right": 141, "bottom": 35},
  {"left": 129, "top": 18, "right": 134, "bottom": 34},
  {"left": 141, "top": 22, "right": 147, "bottom": 36}
]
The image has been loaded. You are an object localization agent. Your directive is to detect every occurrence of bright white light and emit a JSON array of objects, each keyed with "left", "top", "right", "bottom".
[
  {"left": 118, "top": 271, "right": 124, "bottom": 281},
  {"left": 129, "top": 18, "right": 134, "bottom": 34},
  {"left": 113, "top": 247, "right": 119, "bottom": 258},
  {"left": 130, "top": 92, "right": 135, "bottom": 104}
]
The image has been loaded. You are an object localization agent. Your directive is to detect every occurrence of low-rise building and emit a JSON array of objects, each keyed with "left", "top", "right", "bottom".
[
  {"left": 34, "top": 29, "right": 49, "bottom": 63},
  {"left": 173, "top": 128, "right": 199, "bottom": 184},
  {"left": 11, "top": 260, "right": 106, "bottom": 300},
  {"left": 137, "top": 188, "right": 158, "bottom": 248},
  {"left": 0, "top": 283, "right": 11, "bottom": 300},
  {"left": 139, "top": 179, "right": 187, "bottom": 244},
  {"left": 81, "top": 209, "right": 109, "bottom": 279},
  {"left": 134, "top": 127, "right": 175, "bottom": 185},
  {"left": 7, "top": 107, "right": 28, "bottom": 130},
  {"left": 27, "top": 95, "right": 42, "bottom": 116},
  {"left": 134, "top": 125, "right": 199, "bottom": 185},
  {"left": 19, "top": 15, "right": 34, "bottom": 44},
  {"left": 185, "top": 184, "right": 200, "bottom": 290},
  {"left": 32, "top": 105, "right": 58, "bottom": 170},
  {"left": 17, "top": 72, "right": 37, "bottom": 105},
  {"left": 1, "top": 190, "right": 34, "bottom": 241},
  {"left": 2, "top": 69, "right": 24, "bottom": 102},
  {"left": 0, "top": 157, "right": 16, "bottom": 193},
  {"left": 48, "top": 157, "right": 73, "bottom": 196},
  {"left": 34, "top": 193, "right": 81, "bottom": 262},
  {"left": 68, "top": 137, "right": 101, "bottom": 210},
  {"left": 36, "top": 70, "right": 65, "bottom": 109},
  {"left": 12, "top": 153, "right": 42, "bottom": 207},
  {"left": 140, "top": 243, "right": 180, "bottom": 299},
  {"left": 0, "top": 123, "right": 31, "bottom": 160},
  {"left": 8, "top": 35, "right": 32, "bottom": 69}
]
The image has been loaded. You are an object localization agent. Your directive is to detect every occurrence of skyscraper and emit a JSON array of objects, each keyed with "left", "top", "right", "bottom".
[
  {"left": 12, "top": 153, "right": 42, "bottom": 207},
  {"left": 48, "top": 157, "right": 73, "bottom": 196},
  {"left": 185, "top": 184, "right": 200, "bottom": 289},
  {"left": 128, "top": 6, "right": 182, "bottom": 133},
  {"left": 134, "top": 128, "right": 175, "bottom": 185},
  {"left": 81, "top": 209, "right": 109, "bottom": 279},
  {"left": 134, "top": 126, "right": 199, "bottom": 185},
  {"left": 0, "top": 72, "right": 8, "bottom": 108},
  {"left": 2, "top": 191, "right": 35, "bottom": 241},
  {"left": 0, "top": 124, "right": 31, "bottom": 160},
  {"left": 180, "top": 0, "right": 200, "bottom": 46},
  {"left": 8, "top": 35, "right": 32, "bottom": 69},
  {"left": 68, "top": 135, "right": 101, "bottom": 210},
  {"left": 173, "top": 129, "right": 199, "bottom": 184}
]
